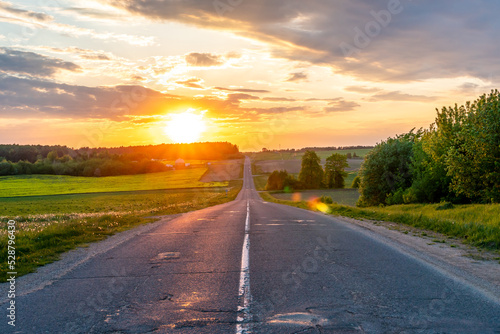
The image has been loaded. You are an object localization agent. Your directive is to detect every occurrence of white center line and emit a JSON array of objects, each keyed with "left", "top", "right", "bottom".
[{"left": 236, "top": 200, "right": 251, "bottom": 333}]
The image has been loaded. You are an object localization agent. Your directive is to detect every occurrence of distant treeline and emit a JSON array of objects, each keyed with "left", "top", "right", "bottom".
[
  {"left": 261, "top": 145, "right": 373, "bottom": 153},
  {"left": 358, "top": 90, "right": 500, "bottom": 206},
  {"left": 93, "top": 142, "right": 242, "bottom": 160},
  {"left": 0, "top": 142, "right": 242, "bottom": 177}
]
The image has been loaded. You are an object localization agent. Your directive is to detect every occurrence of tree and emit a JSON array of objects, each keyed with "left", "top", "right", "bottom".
[
  {"left": 346, "top": 152, "right": 352, "bottom": 159},
  {"left": 446, "top": 90, "right": 500, "bottom": 202},
  {"left": 324, "top": 153, "right": 348, "bottom": 188},
  {"left": 358, "top": 130, "right": 420, "bottom": 206},
  {"left": 351, "top": 175, "right": 361, "bottom": 189},
  {"left": 299, "top": 150, "right": 324, "bottom": 189}
]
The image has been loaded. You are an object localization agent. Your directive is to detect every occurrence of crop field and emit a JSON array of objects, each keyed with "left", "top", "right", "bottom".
[
  {"left": 0, "top": 167, "right": 227, "bottom": 197},
  {"left": 253, "top": 158, "right": 363, "bottom": 175},
  {"left": 251, "top": 148, "right": 372, "bottom": 161}
]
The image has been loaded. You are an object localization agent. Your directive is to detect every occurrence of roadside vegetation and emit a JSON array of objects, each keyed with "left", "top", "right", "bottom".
[{"left": 358, "top": 90, "right": 500, "bottom": 206}]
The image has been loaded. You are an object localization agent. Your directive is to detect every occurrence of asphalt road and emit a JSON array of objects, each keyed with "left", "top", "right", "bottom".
[{"left": 2, "top": 157, "right": 500, "bottom": 333}]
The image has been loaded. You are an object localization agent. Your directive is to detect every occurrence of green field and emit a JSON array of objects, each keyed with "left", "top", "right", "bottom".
[
  {"left": 0, "top": 167, "right": 227, "bottom": 197},
  {"left": 251, "top": 148, "right": 372, "bottom": 161}
]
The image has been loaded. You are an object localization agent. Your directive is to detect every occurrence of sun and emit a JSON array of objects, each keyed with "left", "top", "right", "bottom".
[{"left": 165, "top": 110, "right": 206, "bottom": 143}]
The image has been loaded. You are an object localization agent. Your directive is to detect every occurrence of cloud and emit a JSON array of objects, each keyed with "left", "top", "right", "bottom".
[
  {"left": 0, "top": 74, "right": 297, "bottom": 122},
  {"left": 367, "top": 91, "right": 437, "bottom": 102},
  {"left": 323, "top": 99, "right": 360, "bottom": 112},
  {"left": 286, "top": 72, "right": 308, "bottom": 82},
  {"left": 185, "top": 52, "right": 223, "bottom": 67},
  {"left": 0, "top": 1, "right": 156, "bottom": 46},
  {"left": 226, "top": 93, "right": 260, "bottom": 103},
  {"left": 176, "top": 77, "right": 205, "bottom": 89},
  {"left": 214, "top": 87, "right": 270, "bottom": 93},
  {"left": 108, "top": 0, "right": 500, "bottom": 82},
  {"left": 0, "top": 1, "right": 53, "bottom": 22},
  {"left": 0, "top": 48, "right": 80, "bottom": 77},
  {"left": 263, "top": 97, "right": 296, "bottom": 102},
  {"left": 344, "top": 86, "right": 382, "bottom": 94}
]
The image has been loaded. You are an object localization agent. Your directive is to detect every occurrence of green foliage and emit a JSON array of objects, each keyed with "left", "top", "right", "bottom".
[
  {"left": 446, "top": 90, "right": 500, "bottom": 202},
  {"left": 324, "top": 153, "right": 348, "bottom": 189},
  {"left": 265, "top": 170, "right": 301, "bottom": 191},
  {"left": 319, "top": 195, "right": 334, "bottom": 204},
  {"left": 351, "top": 175, "right": 361, "bottom": 189},
  {"left": 359, "top": 90, "right": 500, "bottom": 206},
  {"left": 299, "top": 150, "right": 324, "bottom": 189},
  {"left": 358, "top": 131, "right": 420, "bottom": 206}
]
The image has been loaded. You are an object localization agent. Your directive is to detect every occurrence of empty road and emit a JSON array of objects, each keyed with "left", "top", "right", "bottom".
[{"left": 2, "top": 157, "right": 500, "bottom": 333}]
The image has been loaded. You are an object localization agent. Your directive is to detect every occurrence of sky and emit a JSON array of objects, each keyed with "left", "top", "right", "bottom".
[{"left": 0, "top": 0, "right": 498, "bottom": 151}]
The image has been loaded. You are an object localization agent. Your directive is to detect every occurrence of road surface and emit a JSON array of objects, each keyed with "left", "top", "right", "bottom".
[{"left": 2, "top": 157, "right": 500, "bottom": 333}]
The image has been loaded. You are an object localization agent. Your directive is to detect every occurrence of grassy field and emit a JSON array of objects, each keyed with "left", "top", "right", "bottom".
[
  {"left": 259, "top": 191, "right": 500, "bottom": 251},
  {"left": 0, "top": 180, "right": 242, "bottom": 281},
  {"left": 0, "top": 167, "right": 227, "bottom": 197},
  {"left": 272, "top": 189, "right": 360, "bottom": 207},
  {"left": 251, "top": 148, "right": 372, "bottom": 161}
]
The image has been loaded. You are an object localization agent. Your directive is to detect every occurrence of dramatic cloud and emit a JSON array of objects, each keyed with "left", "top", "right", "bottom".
[
  {"left": 0, "top": 48, "right": 80, "bottom": 77},
  {"left": 108, "top": 0, "right": 500, "bottom": 82},
  {"left": 286, "top": 72, "right": 308, "bottom": 82},
  {"left": 185, "top": 52, "right": 223, "bottom": 67},
  {"left": 367, "top": 91, "right": 437, "bottom": 102}
]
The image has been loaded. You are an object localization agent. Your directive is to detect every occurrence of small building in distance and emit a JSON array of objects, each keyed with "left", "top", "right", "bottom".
[{"left": 175, "top": 158, "right": 186, "bottom": 169}]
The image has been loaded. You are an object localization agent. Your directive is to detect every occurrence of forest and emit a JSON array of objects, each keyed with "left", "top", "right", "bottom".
[{"left": 0, "top": 142, "right": 242, "bottom": 177}]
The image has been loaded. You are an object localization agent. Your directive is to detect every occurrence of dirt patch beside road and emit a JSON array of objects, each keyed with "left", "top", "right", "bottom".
[{"left": 200, "top": 160, "right": 243, "bottom": 182}]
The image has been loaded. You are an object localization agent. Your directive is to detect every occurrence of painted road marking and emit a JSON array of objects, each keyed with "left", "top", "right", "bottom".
[{"left": 236, "top": 200, "right": 251, "bottom": 333}]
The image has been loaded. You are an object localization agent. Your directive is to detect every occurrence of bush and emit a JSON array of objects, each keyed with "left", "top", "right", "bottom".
[
  {"left": 319, "top": 195, "right": 333, "bottom": 204},
  {"left": 351, "top": 176, "right": 360, "bottom": 189}
]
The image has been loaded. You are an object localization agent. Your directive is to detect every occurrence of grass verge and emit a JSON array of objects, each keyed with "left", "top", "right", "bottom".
[
  {"left": 259, "top": 191, "right": 500, "bottom": 251},
  {"left": 0, "top": 180, "right": 242, "bottom": 281}
]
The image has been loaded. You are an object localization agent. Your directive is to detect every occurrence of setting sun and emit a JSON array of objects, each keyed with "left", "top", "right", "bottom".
[{"left": 165, "top": 110, "right": 206, "bottom": 143}]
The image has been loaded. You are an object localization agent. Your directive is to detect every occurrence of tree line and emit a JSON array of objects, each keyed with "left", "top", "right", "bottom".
[
  {"left": 0, "top": 142, "right": 242, "bottom": 177},
  {"left": 266, "top": 151, "right": 349, "bottom": 190},
  {"left": 358, "top": 90, "right": 500, "bottom": 206}
]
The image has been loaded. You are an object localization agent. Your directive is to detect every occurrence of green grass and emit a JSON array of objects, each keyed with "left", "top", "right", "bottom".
[
  {"left": 0, "top": 180, "right": 242, "bottom": 281},
  {"left": 259, "top": 191, "right": 500, "bottom": 251},
  {"left": 253, "top": 175, "right": 269, "bottom": 191},
  {"left": 0, "top": 167, "right": 227, "bottom": 197},
  {"left": 272, "top": 189, "right": 360, "bottom": 207}
]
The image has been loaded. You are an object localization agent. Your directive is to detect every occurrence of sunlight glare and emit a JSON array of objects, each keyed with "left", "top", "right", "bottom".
[{"left": 165, "top": 109, "right": 206, "bottom": 143}]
